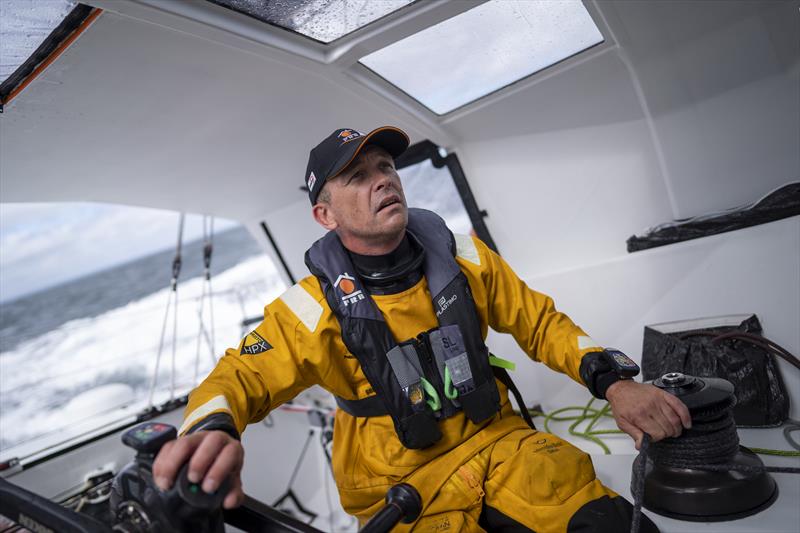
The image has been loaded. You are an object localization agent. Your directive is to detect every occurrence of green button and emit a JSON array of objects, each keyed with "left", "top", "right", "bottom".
[{"left": 189, "top": 484, "right": 199, "bottom": 494}]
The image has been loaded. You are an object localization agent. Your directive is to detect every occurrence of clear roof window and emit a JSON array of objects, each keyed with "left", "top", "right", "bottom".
[
  {"left": 209, "top": 0, "right": 416, "bottom": 44},
  {"left": 360, "top": 0, "right": 604, "bottom": 114},
  {"left": 0, "top": 0, "right": 76, "bottom": 83}
]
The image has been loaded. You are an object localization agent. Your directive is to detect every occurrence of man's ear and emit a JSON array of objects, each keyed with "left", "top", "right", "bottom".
[{"left": 312, "top": 201, "right": 338, "bottom": 231}]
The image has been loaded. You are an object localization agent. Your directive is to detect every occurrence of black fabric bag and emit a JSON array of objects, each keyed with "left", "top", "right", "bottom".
[{"left": 641, "top": 314, "right": 797, "bottom": 427}]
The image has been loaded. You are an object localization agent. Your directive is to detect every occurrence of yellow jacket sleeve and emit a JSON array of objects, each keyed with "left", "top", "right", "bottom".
[
  {"left": 461, "top": 235, "right": 601, "bottom": 386},
  {"left": 179, "top": 278, "right": 329, "bottom": 436}
]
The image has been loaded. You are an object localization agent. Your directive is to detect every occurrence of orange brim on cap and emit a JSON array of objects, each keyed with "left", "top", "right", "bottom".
[{"left": 327, "top": 126, "right": 410, "bottom": 181}]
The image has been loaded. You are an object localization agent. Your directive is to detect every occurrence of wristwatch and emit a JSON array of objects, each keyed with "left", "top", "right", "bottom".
[{"left": 579, "top": 348, "right": 641, "bottom": 400}]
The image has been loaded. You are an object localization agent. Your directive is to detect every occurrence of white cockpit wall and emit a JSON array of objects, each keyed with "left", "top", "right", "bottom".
[
  {"left": 2, "top": 0, "right": 798, "bottom": 436},
  {"left": 1, "top": 2, "right": 798, "bottom": 529}
]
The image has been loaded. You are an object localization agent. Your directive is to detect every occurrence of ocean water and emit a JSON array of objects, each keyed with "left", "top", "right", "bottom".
[
  {"left": 0, "top": 226, "right": 287, "bottom": 452},
  {"left": 0, "top": 160, "right": 474, "bottom": 454}
]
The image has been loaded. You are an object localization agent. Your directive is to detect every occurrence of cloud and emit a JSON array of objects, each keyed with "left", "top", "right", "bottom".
[{"left": 0, "top": 203, "right": 237, "bottom": 302}]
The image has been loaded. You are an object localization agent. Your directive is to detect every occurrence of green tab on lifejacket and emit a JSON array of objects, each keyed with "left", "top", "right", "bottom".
[
  {"left": 444, "top": 366, "right": 459, "bottom": 400},
  {"left": 489, "top": 355, "right": 516, "bottom": 371},
  {"left": 420, "top": 377, "right": 441, "bottom": 411}
]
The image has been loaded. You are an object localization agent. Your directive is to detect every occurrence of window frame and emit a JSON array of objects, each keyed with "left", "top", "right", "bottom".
[
  {"left": 395, "top": 140, "right": 499, "bottom": 253},
  {"left": 206, "top": 0, "right": 420, "bottom": 45},
  {"left": 357, "top": 0, "right": 606, "bottom": 116},
  {"left": 0, "top": 4, "right": 100, "bottom": 111}
]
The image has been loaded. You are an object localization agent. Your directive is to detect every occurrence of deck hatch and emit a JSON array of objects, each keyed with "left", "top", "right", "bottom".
[
  {"left": 207, "top": 0, "right": 417, "bottom": 44},
  {"left": 359, "top": 0, "right": 604, "bottom": 114},
  {"left": 0, "top": 0, "right": 78, "bottom": 83}
]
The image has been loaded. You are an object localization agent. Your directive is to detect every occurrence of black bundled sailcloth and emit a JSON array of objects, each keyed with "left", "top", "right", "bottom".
[{"left": 641, "top": 314, "right": 797, "bottom": 427}]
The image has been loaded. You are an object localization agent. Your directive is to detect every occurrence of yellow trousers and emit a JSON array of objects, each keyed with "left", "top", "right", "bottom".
[{"left": 343, "top": 422, "right": 652, "bottom": 533}]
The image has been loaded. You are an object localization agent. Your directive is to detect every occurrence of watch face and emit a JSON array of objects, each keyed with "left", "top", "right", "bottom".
[
  {"left": 612, "top": 352, "right": 635, "bottom": 367},
  {"left": 604, "top": 349, "right": 640, "bottom": 378}
]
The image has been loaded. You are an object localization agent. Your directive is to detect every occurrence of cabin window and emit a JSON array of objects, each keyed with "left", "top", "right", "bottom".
[
  {"left": 0, "top": 203, "right": 286, "bottom": 456},
  {"left": 0, "top": 0, "right": 77, "bottom": 83},
  {"left": 360, "top": 0, "right": 604, "bottom": 114},
  {"left": 1, "top": 2, "right": 100, "bottom": 110},
  {"left": 207, "top": 0, "right": 417, "bottom": 44},
  {"left": 397, "top": 141, "right": 498, "bottom": 252}
]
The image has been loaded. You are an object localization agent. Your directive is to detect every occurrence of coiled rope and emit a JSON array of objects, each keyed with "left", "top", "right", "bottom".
[{"left": 629, "top": 398, "right": 800, "bottom": 533}]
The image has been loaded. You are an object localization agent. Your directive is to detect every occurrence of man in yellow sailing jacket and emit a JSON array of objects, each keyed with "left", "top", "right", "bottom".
[{"left": 153, "top": 126, "right": 690, "bottom": 532}]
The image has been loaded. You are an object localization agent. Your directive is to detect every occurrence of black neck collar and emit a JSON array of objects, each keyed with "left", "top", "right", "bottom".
[{"left": 348, "top": 233, "right": 425, "bottom": 295}]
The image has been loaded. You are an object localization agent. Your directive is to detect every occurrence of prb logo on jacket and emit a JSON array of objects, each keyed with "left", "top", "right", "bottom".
[{"left": 334, "top": 272, "right": 364, "bottom": 307}]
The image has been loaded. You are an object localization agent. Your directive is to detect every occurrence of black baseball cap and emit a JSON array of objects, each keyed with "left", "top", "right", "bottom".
[{"left": 304, "top": 126, "right": 410, "bottom": 205}]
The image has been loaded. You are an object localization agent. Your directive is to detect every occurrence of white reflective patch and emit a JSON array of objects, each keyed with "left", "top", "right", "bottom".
[
  {"left": 455, "top": 234, "right": 480, "bottom": 265},
  {"left": 578, "top": 336, "right": 602, "bottom": 350},
  {"left": 280, "top": 283, "right": 323, "bottom": 333},
  {"left": 179, "top": 395, "right": 231, "bottom": 435}
]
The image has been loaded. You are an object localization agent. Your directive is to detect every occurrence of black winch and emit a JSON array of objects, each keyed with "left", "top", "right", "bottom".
[{"left": 642, "top": 372, "right": 778, "bottom": 521}]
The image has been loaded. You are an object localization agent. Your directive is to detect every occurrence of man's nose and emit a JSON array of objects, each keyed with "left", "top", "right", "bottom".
[
  {"left": 373, "top": 168, "right": 399, "bottom": 191},
  {"left": 373, "top": 171, "right": 393, "bottom": 191}
]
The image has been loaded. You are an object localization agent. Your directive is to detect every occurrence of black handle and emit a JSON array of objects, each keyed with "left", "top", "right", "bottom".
[{"left": 360, "top": 483, "right": 421, "bottom": 533}]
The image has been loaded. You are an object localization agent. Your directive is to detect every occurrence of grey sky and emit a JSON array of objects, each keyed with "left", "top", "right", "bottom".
[{"left": 0, "top": 203, "right": 236, "bottom": 302}]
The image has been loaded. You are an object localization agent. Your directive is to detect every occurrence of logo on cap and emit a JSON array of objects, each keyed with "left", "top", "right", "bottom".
[
  {"left": 334, "top": 272, "right": 364, "bottom": 307},
  {"left": 337, "top": 129, "right": 362, "bottom": 144},
  {"left": 307, "top": 171, "right": 317, "bottom": 191}
]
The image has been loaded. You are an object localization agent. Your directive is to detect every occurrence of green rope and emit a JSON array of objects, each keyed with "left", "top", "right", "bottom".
[
  {"left": 536, "top": 397, "right": 623, "bottom": 455},
  {"left": 522, "top": 397, "right": 800, "bottom": 457},
  {"left": 747, "top": 447, "right": 800, "bottom": 457}
]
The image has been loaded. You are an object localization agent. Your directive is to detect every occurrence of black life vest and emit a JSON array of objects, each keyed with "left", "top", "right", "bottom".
[{"left": 305, "top": 208, "right": 501, "bottom": 449}]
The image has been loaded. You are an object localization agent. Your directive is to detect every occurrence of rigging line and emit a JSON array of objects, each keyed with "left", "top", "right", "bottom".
[
  {"left": 193, "top": 279, "right": 207, "bottom": 386},
  {"left": 194, "top": 215, "right": 209, "bottom": 386},
  {"left": 207, "top": 216, "right": 216, "bottom": 355},
  {"left": 208, "top": 275, "right": 216, "bottom": 356},
  {"left": 169, "top": 213, "right": 185, "bottom": 400},
  {"left": 170, "top": 285, "right": 179, "bottom": 400},
  {"left": 147, "top": 290, "right": 174, "bottom": 407},
  {"left": 194, "top": 214, "right": 217, "bottom": 385},
  {"left": 193, "top": 215, "right": 209, "bottom": 385},
  {"left": 149, "top": 213, "right": 184, "bottom": 406},
  {"left": 193, "top": 306, "right": 218, "bottom": 372}
]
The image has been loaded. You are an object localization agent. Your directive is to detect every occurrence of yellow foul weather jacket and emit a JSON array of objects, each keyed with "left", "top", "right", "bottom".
[{"left": 179, "top": 234, "right": 606, "bottom": 526}]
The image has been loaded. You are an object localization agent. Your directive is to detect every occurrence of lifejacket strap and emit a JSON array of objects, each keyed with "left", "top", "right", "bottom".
[
  {"left": 489, "top": 354, "right": 516, "bottom": 371},
  {"left": 335, "top": 395, "right": 389, "bottom": 417},
  {"left": 492, "top": 365, "right": 537, "bottom": 431}
]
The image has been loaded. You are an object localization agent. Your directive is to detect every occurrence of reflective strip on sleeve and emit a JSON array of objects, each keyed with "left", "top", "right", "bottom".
[
  {"left": 578, "top": 336, "right": 602, "bottom": 351},
  {"left": 179, "top": 395, "right": 232, "bottom": 435},
  {"left": 455, "top": 234, "right": 480, "bottom": 265},
  {"left": 280, "top": 283, "right": 323, "bottom": 333}
]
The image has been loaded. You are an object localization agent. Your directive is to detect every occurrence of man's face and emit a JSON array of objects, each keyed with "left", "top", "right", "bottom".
[{"left": 314, "top": 145, "right": 408, "bottom": 253}]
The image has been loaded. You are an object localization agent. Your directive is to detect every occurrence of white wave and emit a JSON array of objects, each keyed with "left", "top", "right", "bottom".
[{"left": 0, "top": 254, "right": 287, "bottom": 453}]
